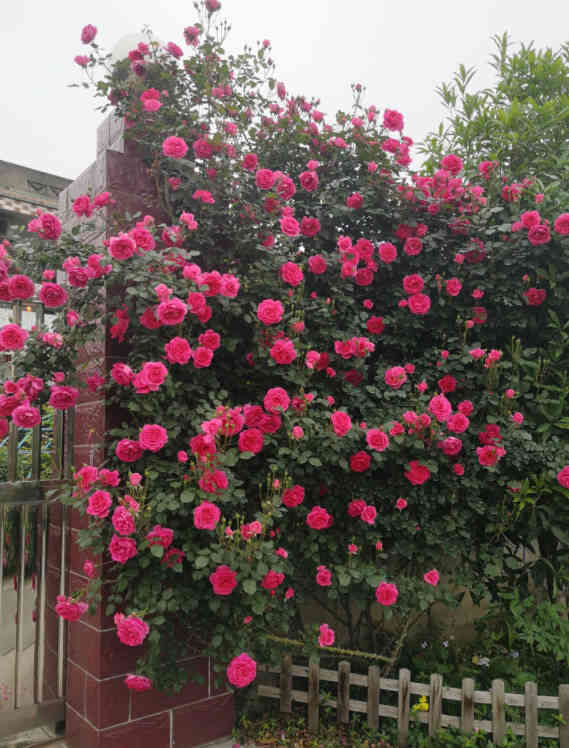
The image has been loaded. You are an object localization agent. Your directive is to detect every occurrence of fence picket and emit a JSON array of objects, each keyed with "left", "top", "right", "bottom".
[
  {"left": 307, "top": 656, "right": 319, "bottom": 733},
  {"left": 258, "top": 660, "right": 566, "bottom": 746},
  {"left": 280, "top": 655, "right": 292, "bottom": 713},
  {"left": 398, "top": 669, "right": 410, "bottom": 748},
  {"left": 461, "top": 678, "right": 475, "bottom": 733},
  {"left": 367, "top": 665, "right": 380, "bottom": 730},
  {"left": 428, "top": 673, "right": 443, "bottom": 736},
  {"left": 492, "top": 679, "right": 506, "bottom": 745},
  {"left": 560, "top": 684, "right": 569, "bottom": 748},
  {"left": 525, "top": 681, "right": 538, "bottom": 748},
  {"left": 337, "top": 661, "right": 350, "bottom": 724}
]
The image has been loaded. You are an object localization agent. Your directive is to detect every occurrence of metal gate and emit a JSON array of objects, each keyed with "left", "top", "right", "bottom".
[{"left": 0, "top": 300, "right": 74, "bottom": 744}]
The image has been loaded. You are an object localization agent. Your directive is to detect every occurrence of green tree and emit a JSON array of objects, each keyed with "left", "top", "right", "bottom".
[{"left": 420, "top": 33, "right": 569, "bottom": 185}]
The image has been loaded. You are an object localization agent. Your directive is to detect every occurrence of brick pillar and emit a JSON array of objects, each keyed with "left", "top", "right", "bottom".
[{"left": 57, "top": 116, "right": 234, "bottom": 748}]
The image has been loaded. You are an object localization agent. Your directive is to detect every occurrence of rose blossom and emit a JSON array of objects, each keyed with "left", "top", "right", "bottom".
[
  {"left": 115, "top": 439, "right": 143, "bottom": 462},
  {"left": 316, "top": 565, "right": 332, "bottom": 586},
  {"left": 350, "top": 451, "right": 371, "bottom": 472},
  {"left": 0, "top": 324, "right": 28, "bottom": 350},
  {"left": 366, "top": 428, "right": 389, "bottom": 451},
  {"left": 330, "top": 411, "right": 352, "bottom": 437},
  {"left": 361, "top": 505, "right": 377, "bottom": 524},
  {"left": 396, "top": 497, "right": 408, "bottom": 511},
  {"left": 282, "top": 485, "right": 304, "bottom": 507},
  {"left": 109, "top": 535, "right": 138, "bottom": 564},
  {"left": 125, "top": 675, "right": 152, "bottom": 691},
  {"left": 385, "top": 366, "right": 407, "bottom": 389},
  {"left": 375, "top": 582, "right": 399, "bottom": 605},
  {"left": 86, "top": 489, "right": 112, "bottom": 518},
  {"left": 257, "top": 299, "right": 284, "bottom": 325},
  {"left": 280, "top": 262, "right": 304, "bottom": 287},
  {"left": 557, "top": 466, "right": 569, "bottom": 488},
  {"left": 162, "top": 136, "right": 188, "bottom": 159},
  {"left": 429, "top": 394, "right": 452, "bottom": 423},
  {"left": 318, "top": 624, "right": 335, "bottom": 647},
  {"left": 226, "top": 653, "right": 257, "bottom": 688},
  {"left": 114, "top": 613, "right": 149, "bottom": 646},
  {"left": 55, "top": 595, "right": 88, "bottom": 621},
  {"left": 165, "top": 337, "right": 192, "bottom": 364},
  {"left": 405, "top": 461, "right": 431, "bottom": 485},
  {"left": 306, "top": 506, "right": 332, "bottom": 529},
  {"left": 138, "top": 424, "right": 168, "bottom": 452},
  {"left": 408, "top": 293, "right": 431, "bottom": 315},
  {"left": 424, "top": 569, "right": 440, "bottom": 586},
  {"left": 209, "top": 565, "right": 238, "bottom": 595},
  {"left": 112, "top": 506, "right": 136, "bottom": 536}
]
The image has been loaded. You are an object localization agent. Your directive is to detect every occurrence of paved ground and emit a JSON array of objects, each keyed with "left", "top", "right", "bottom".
[{"left": 0, "top": 732, "right": 237, "bottom": 747}]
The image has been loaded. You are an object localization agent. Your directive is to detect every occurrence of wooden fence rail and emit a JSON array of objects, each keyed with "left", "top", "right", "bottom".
[{"left": 258, "top": 656, "right": 569, "bottom": 748}]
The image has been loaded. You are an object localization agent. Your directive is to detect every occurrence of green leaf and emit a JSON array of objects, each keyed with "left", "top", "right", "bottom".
[
  {"left": 243, "top": 579, "right": 256, "bottom": 595},
  {"left": 150, "top": 544, "right": 164, "bottom": 559}
]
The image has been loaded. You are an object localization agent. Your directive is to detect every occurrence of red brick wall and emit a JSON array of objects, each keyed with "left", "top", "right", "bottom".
[{"left": 57, "top": 116, "right": 234, "bottom": 747}]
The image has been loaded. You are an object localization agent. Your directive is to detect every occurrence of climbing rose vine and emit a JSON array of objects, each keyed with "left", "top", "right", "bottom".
[{"left": 3, "top": 2, "right": 569, "bottom": 693}]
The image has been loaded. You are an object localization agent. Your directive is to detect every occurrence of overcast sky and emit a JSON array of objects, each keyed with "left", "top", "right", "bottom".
[{"left": 2, "top": 0, "right": 569, "bottom": 181}]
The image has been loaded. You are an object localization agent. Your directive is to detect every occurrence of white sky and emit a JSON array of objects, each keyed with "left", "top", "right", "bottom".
[{"left": 2, "top": 0, "right": 569, "bottom": 181}]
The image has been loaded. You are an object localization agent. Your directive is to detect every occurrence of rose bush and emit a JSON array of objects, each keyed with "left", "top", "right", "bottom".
[{"left": 2, "top": 1, "right": 569, "bottom": 695}]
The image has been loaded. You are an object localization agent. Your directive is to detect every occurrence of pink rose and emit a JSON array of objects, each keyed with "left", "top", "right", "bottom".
[
  {"left": 115, "top": 439, "right": 143, "bottom": 463},
  {"left": 238, "top": 428, "right": 264, "bottom": 454},
  {"left": 156, "top": 297, "right": 187, "bottom": 325},
  {"left": 193, "top": 501, "right": 221, "bottom": 530},
  {"left": 396, "top": 498, "right": 408, "bottom": 511},
  {"left": 264, "top": 387, "right": 290, "bottom": 413},
  {"left": 81, "top": 24, "right": 97, "bottom": 43},
  {"left": 162, "top": 136, "right": 188, "bottom": 159},
  {"left": 446, "top": 278, "right": 462, "bottom": 297},
  {"left": 378, "top": 242, "right": 397, "bottom": 263},
  {"left": 226, "top": 653, "right": 257, "bottom": 688},
  {"left": 383, "top": 109, "right": 404, "bottom": 131},
  {"left": 255, "top": 169, "right": 276, "bottom": 189},
  {"left": 348, "top": 499, "right": 366, "bottom": 517},
  {"left": 210, "top": 565, "right": 238, "bottom": 595},
  {"left": 405, "top": 461, "right": 431, "bottom": 485},
  {"left": 315, "top": 565, "right": 332, "bottom": 586},
  {"left": 146, "top": 525, "right": 174, "bottom": 548},
  {"left": 12, "top": 403, "right": 41, "bottom": 428},
  {"left": 139, "top": 424, "right": 168, "bottom": 452},
  {"left": 299, "top": 171, "right": 319, "bottom": 191},
  {"left": 404, "top": 237, "right": 423, "bottom": 256},
  {"left": 261, "top": 570, "right": 285, "bottom": 590},
  {"left": 557, "top": 466, "right": 569, "bottom": 488},
  {"left": 114, "top": 613, "right": 149, "bottom": 646},
  {"left": 0, "top": 324, "right": 28, "bottom": 351},
  {"left": 318, "top": 624, "right": 335, "bottom": 647},
  {"left": 125, "top": 675, "right": 152, "bottom": 691},
  {"left": 408, "top": 293, "right": 431, "bottom": 315},
  {"left": 429, "top": 394, "right": 452, "bottom": 423},
  {"left": 55, "top": 595, "right": 88, "bottom": 621},
  {"left": 554, "top": 213, "right": 569, "bottom": 235},
  {"left": 306, "top": 506, "right": 332, "bottom": 529},
  {"left": 424, "top": 569, "right": 440, "bottom": 586},
  {"left": 385, "top": 366, "right": 407, "bottom": 389},
  {"left": 308, "top": 255, "right": 327, "bottom": 274},
  {"left": 112, "top": 506, "right": 135, "bottom": 536},
  {"left": 257, "top": 299, "right": 284, "bottom": 325},
  {"left": 375, "top": 582, "right": 399, "bottom": 606},
  {"left": 361, "top": 505, "right": 377, "bottom": 525},
  {"left": 366, "top": 429, "right": 389, "bottom": 452},
  {"left": 350, "top": 451, "right": 371, "bottom": 473},
  {"left": 330, "top": 411, "right": 352, "bottom": 437},
  {"left": 270, "top": 338, "right": 296, "bottom": 364},
  {"left": 403, "top": 274, "right": 424, "bottom": 295},
  {"left": 8, "top": 275, "right": 35, "bottom": 300},
  {"left": 165, "top": 337, "right": 192, "bottom": 364},
  {"left": 280, "top": 216, "right": 300, "bottom": 237},
  {"left": 280, "top": 262, "right": 304, "bottom": 287},
  {"left": 282, "top": 485, "right": 305, "bottom": 508},
  {"left": 109, "top": 233, "right": 136, "bottom": 260},
  {"left": 109, "top": 535, "right": 138, "bottom": 564},
  {"left": 440, "top": 154, "right": 463, "bottom": 175}
]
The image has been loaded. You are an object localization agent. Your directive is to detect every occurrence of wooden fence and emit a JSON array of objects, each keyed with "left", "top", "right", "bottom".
[{"left": 258, "top": 656, "right": 569, "bottom": 747}]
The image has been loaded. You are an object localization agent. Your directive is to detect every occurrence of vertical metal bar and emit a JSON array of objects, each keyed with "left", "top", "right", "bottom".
[
  {"left": 0, "top": 504, "right": 4, "bottom": 635},
  {"left": 54, "top": 410, "right": 64, "bottom": 479},
  {"left": 64, "top": 409, "right": 75, "bottom": 479},
  {"left": 7, "top": 421, "right": 18, "bottom": 481},
  {"left": 34, "top": 502, "right": 48, "bottom": 704},
  {"left": 14, "top": 505, "right": 27, "bottom": 708},
  {"left": 56, "top": 502, "right": 68, "bottom": 700}
]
